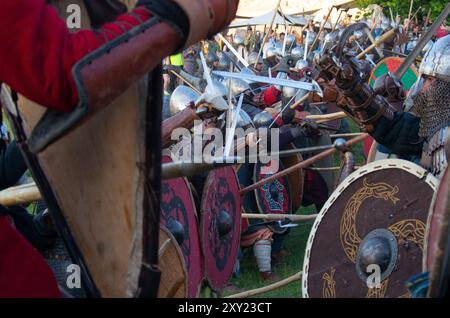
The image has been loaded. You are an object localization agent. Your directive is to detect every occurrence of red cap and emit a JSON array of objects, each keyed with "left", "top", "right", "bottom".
[{"left": 263, "top": 86, "right": 282, "bottom": 106}]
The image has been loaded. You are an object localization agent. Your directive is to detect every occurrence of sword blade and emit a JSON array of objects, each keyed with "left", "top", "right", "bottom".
[
  {"left": 212, "top": 71, "right": 320, "bottom": 92},
  {"left": 218, "top": 33, "right": 250, "bottom": 68}
]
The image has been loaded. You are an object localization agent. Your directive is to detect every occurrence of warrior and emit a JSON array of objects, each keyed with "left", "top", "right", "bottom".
[
  {"left": 318, "top": 34, "right": 450, "bottom": 177},
  {"left": 0, "top": 0, "right": 238, "bottom": 297}
]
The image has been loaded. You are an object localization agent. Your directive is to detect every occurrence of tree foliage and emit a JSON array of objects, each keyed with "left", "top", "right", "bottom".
[{"left": 356, "top": 0, "right": 448, "bottom": 23}]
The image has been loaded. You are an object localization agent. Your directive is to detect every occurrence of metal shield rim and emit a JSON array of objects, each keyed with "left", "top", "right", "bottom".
[
  {"left": 200, "top": 166, "right": 242, "bottom": 291},
  {"left": 302, "top": 159, "right": 438, "bottom": 298}
]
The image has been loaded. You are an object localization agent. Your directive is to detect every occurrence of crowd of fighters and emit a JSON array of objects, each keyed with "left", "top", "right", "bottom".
[
  {"left": 159, "top": 12, "right": 450, "bottom": 286},
  {"left": 1, "top": 0, "right": 450, "bottom": 298}
]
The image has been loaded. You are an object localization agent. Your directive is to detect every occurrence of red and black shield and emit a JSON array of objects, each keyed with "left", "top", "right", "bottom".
[
  {"left": 160, "top": 156, "right": 203, "bottom": 298},
  {"left": 254, "top": 160, "right": 292, "bottom": 234},
  {"left": 200, "top": 166, "right": 241, "bottom": 291},
  {"left": 303, "top": 159, "right": 438, "bottom": 298}
]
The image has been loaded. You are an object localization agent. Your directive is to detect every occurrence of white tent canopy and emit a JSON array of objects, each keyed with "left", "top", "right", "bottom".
[
  {"left": 231, "top": 11, "right": 292, "bottom": 28},
  {"left": 230, "top": 9, "right": 335, "bottom": 29},
  {"left": 230, "top": 10, "right": 314, "bottom": 28}
]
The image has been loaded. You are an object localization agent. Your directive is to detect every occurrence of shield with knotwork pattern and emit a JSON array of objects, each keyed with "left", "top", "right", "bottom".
[{"left": 302, "top": 159, "right": 438, "bottom": 298}]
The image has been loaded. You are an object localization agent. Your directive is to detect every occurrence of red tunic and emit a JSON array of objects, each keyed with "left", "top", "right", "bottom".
[
  {"left": 0, "top": 0, "right": 152, "bottom": 112},
  {"left": 0, "top": 216, "right": 60, "bottom": 297},
  {"left": 0, "top": 0, "right": 159, "bottom": 298}
]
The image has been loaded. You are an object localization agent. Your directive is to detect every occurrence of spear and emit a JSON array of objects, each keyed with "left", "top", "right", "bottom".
[
  {"left": 255, "top": 0, "right": 282, "bottom": 67},
  {"left": 310, "top": 5, "right": 335, "bottom": 52},
  {"left": 239, "top": 133, "right": 368, "bottom": 194}
]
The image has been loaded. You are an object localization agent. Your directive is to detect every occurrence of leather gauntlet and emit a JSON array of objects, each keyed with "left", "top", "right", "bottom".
[{"left": 318, "top": 54, "right": 396, "bottom": 133}]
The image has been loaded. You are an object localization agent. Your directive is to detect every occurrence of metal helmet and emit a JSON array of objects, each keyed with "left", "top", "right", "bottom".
[
  {"left": 321, "top": 31, "right": 339, "bottom": 54},
  {"left": 324, "top": 31, "right": 338, "bottom": 44},
  {"left": 295, "top": 59, "right": 309, "bottom": 70},
  {"left": 169, "top": 85, "right": 200, "bottom": 116},
  {"left": 419, "top": 35, "right": 450, "bottom": 82},
  {"left": 274, "top": 43, "right": 283, "bottom": 56},
  {"left": 206, "top": 79, "right": 229, "bottom": 96},
  {"left": 266, "top": 47, "right": 277, "bottom": 58},
  {"left": 206, "top": 50, "right": 219, "bottom": 64},
  {"left": 291, "top": 46, "right": 304, "bottom": 57},
  {"left": 353, "top": 30, "right": 364, "bottom": 41},
  {"left": 253, "top": 111, "right": 274, "bottom": 129},
  {"left": 233, "top": 34, "right": 245, "bottom": 46},
  {"left": 226, "top": 78, "right": 251, "bottom": 96},
  {"left": 248, "top": 52, "right": 261, "bottom": 65},
  {"left": 285, "top": 34, "right": 296, "bottom": 47},
  {"left": 422, "top": 40, "right": 434, "bottom": 56},
  {"left": 217, "top": 54, "right": 231, "bottom": 71},
  {"left": 283, "top": 86, "right": 297, "bottom": 99},
  {"left": 218, "top": 108, "right": 254, "bottom": 129}
]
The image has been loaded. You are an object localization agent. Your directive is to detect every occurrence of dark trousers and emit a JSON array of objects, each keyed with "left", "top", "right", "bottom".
[
  {"left": 0, "top": 142, "right": 54, "bottom": 250},
  {"left": 0, "top": 141, "right": 27, "bottom": 190}
]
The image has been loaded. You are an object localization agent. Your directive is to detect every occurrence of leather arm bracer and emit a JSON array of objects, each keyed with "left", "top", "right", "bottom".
[
  {"left": 27, "top": 0, "right": 239, "bottom": 154},
  {"left": 318, "top": 54, "right": 397, "bottom": 133}
]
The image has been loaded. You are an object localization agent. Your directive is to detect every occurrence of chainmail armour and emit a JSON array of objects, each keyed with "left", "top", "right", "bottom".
[
  {"left": 410, "top": 79, "right": 450, "bottom": 176},
  {"left": 411, "top": 79, "right": 450, "bottom": 139}
]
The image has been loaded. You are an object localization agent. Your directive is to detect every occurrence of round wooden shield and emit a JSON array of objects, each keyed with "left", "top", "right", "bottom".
[
  {"left": 158, "top": 226, "right": 187, "bottom": 298},
  {"left": 254, "top": 160, "right": 292, "bottom": 234},
  {"left": 236, "top": 163, "right": 258, "bottom": 234},
  {"left": 303, "top": 159, "right": 438, "bottom": 298},
  {"left": 200, "top": 166, "right": 241, "bottom": 291},
  {"left": 281, "top": 144, "right": 304, "bottom": 212},
  {"left": 424, "top": 166, "right": 450, "bottom": 297},
  {"left": 161, "top": 156, "right": 203, "bottom": 298},
  {"left": 369, "top": 57, "right": 419, "bottom": 92}
]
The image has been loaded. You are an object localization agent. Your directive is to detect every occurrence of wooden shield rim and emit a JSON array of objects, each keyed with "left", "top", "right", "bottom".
[
  {"left": 161, "top": 155, "right": 204, "bottom": 297},
  {"left": 200, "top": 166, "right": 242, "bottom": 291},
  {"left": 302, "top": 159, "right": 438, "bottom": 298},
  {"left": 158, "top": 226, "right": 188, "bottom": 298}
]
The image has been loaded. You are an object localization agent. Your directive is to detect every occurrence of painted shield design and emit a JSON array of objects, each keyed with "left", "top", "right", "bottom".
[
  {"left": 158, "top": 226, "right": 187, "bottom": 298},
  {"left": 254, "top": 160, "right": 292, "bottom": 234},
  {"left": 161, "top": 156, "right": 203, "bottom": 298},
  {"left": 424, "top": 166, "right": 450, "bottom": 297},
  {"left": 303, "top": 160, "right": 438, "bottom": 298},
  {"left": 201, "top": 166, "right": 241, "bottom": 291},
  {"left": 369, "top": 57, "right": 419, "bottom": 92}
]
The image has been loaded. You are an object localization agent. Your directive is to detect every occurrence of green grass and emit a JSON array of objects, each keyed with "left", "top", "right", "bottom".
[
  {"left": 222, "top": 205, "right": 316, "bottom": 298},
  {"left": 221, "top": 120, "right": 366, "bottom": 298}
]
